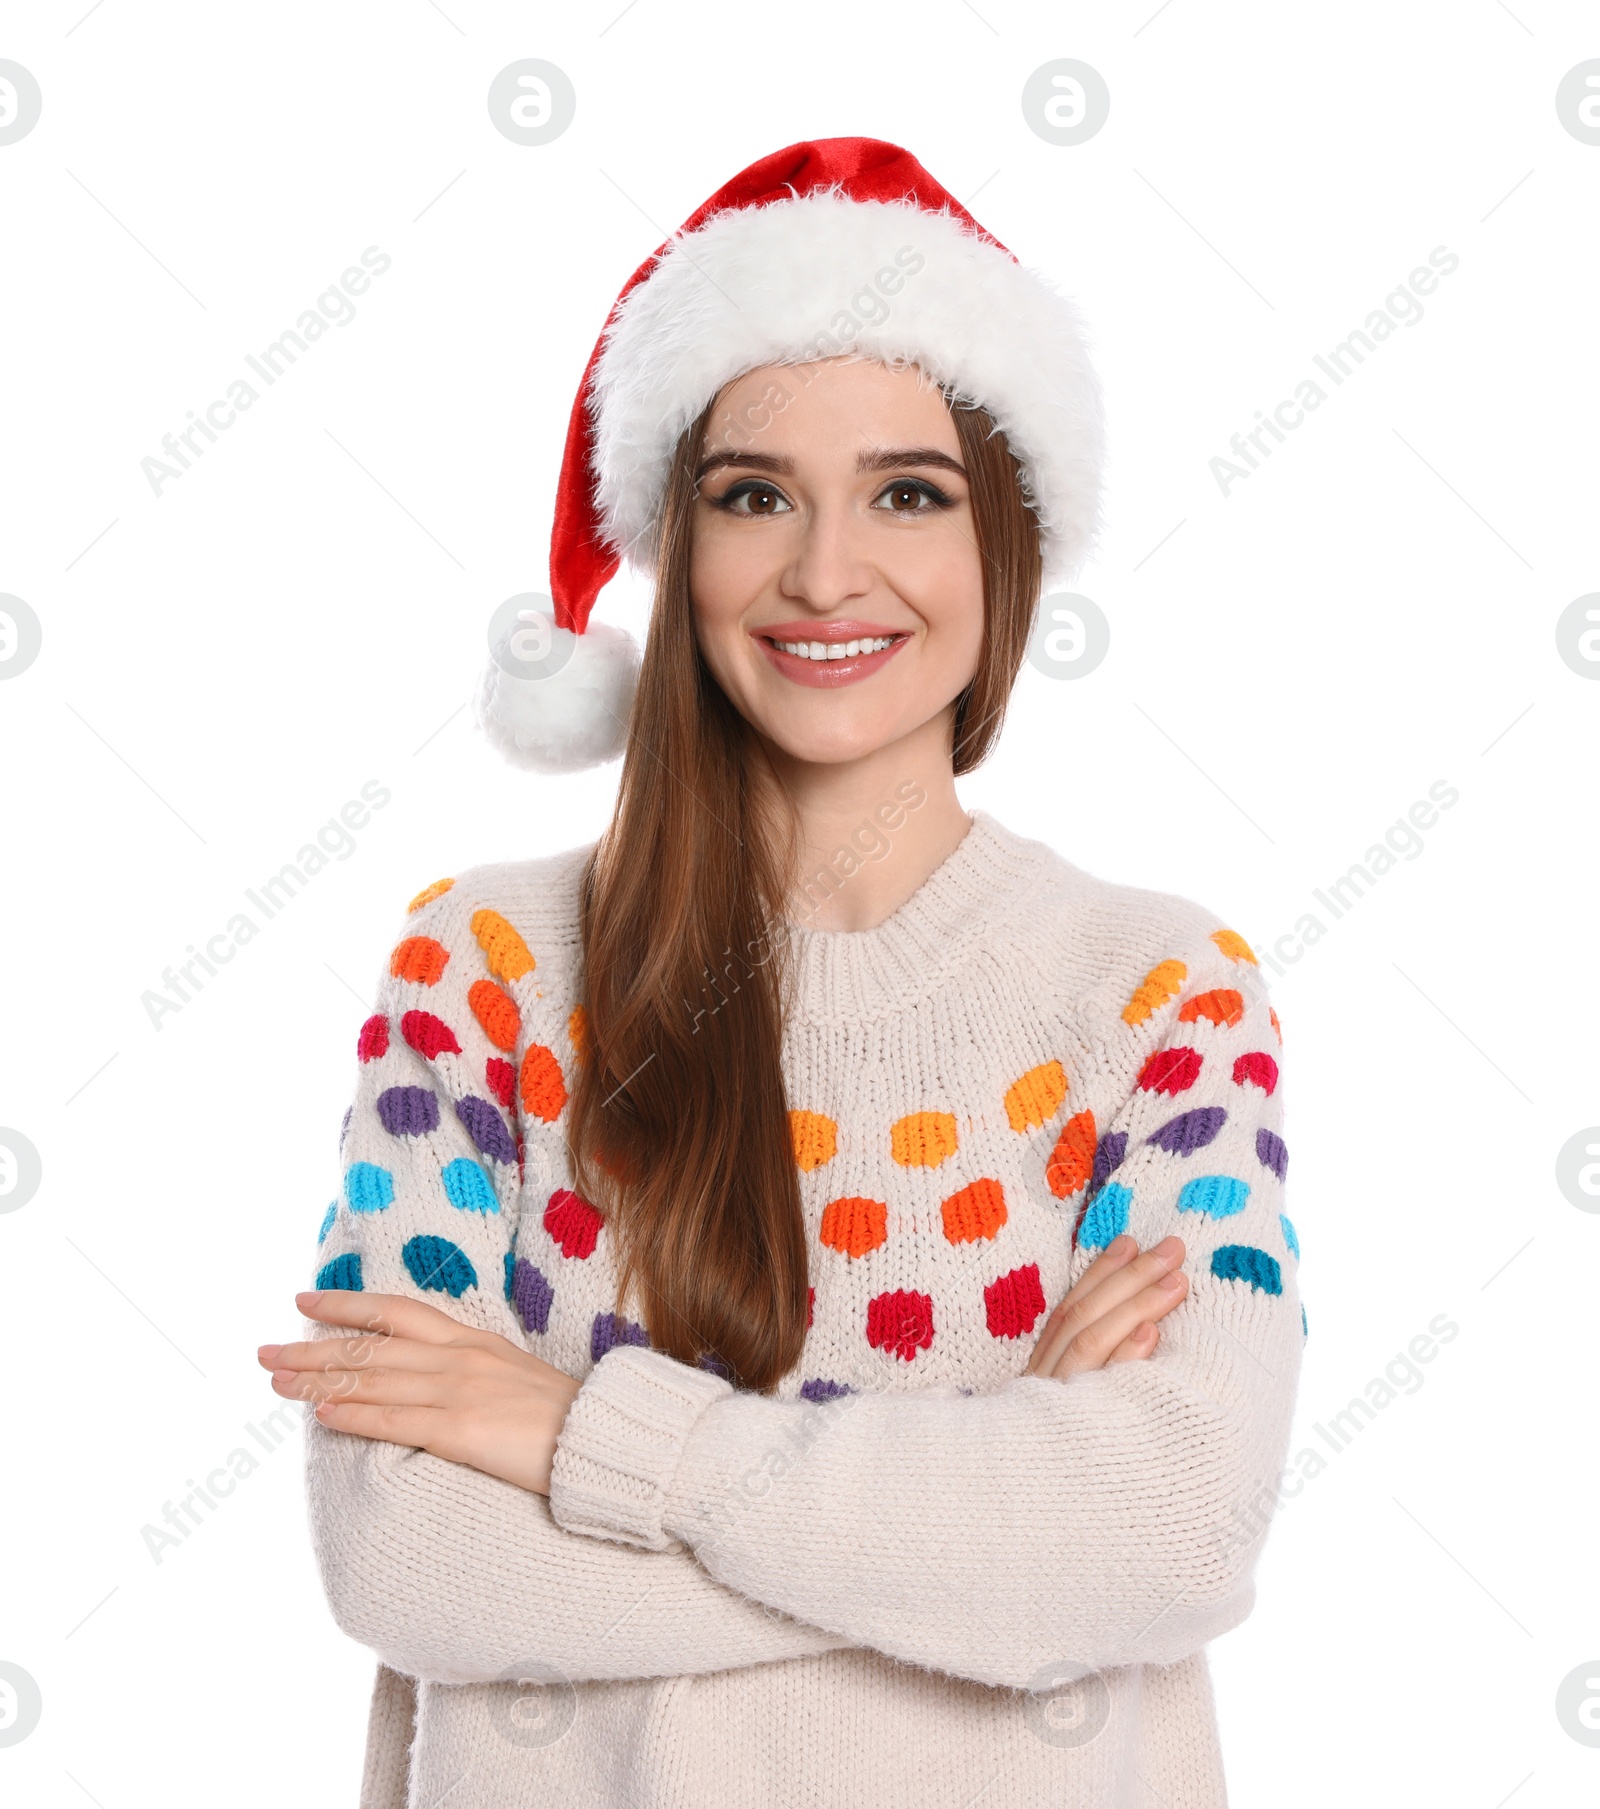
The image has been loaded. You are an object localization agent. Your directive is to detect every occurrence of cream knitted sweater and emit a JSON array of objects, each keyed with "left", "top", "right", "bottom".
[{"left": 302, "top": 808, "right": 1304, "bottom": 1809}]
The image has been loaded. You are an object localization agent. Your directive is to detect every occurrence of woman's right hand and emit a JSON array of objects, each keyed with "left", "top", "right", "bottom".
[{"left": 1025, "top": 1233, "right": 1189, "bottom": 1382}]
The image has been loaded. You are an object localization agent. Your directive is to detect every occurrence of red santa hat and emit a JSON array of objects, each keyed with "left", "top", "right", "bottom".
[{"left": 476, "top": 135, "right": 1105, "bottom": 773}]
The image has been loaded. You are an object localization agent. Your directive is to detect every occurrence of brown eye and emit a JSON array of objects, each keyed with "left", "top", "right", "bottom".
[
  {"left": 714, "top": 480, "right": 793, "bottom": 516},
  {"left": 872, "top": 478, "right": 951, "bottom": 514},
  {"left": 886, "top": 484, "right": 924, "bottom": 511}
]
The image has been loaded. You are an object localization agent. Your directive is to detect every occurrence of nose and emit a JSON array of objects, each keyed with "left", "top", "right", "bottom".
[{"left": 778, "top": 496, "right": 875, "bottom": 612}]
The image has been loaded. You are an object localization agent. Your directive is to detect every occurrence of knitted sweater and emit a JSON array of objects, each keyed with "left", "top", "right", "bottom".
[{"left": 302, "top": 808, "right": 1304, "bottom": 1809}]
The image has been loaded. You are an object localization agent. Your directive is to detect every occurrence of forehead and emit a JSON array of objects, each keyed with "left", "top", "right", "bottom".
[{"left": 700, "top": 358, "right": 957, "bottom": 462}]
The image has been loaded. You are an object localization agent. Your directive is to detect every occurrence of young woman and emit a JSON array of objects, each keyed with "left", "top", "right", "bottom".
[{"left": 261, "top": 139, "right": 1303, "bottom": 1809}]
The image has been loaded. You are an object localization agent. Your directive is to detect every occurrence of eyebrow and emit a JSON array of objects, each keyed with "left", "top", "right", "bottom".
[{"left": 694, "top": 445, "right": 968, "bottom": 482}]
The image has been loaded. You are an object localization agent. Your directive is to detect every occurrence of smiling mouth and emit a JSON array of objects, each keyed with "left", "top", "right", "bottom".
[
  {"left": 762, "top": 633, "right": 904, "bottom": 660},
  {"left": 752, "top": 626, "right": 912, "bottom": 689}
]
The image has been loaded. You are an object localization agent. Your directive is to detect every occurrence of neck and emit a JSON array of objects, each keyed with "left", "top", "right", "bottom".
[{"left": 756, "top": 710, "right": 973, "bottom": 934}]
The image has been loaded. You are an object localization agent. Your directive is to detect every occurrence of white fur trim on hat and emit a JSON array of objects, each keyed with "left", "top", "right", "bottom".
[
  {"left": 588, "top": 189, "right": 1105, "bottom": 590},
  {"left": 474, "top": 614, "right": 641, "bottom": 774}
]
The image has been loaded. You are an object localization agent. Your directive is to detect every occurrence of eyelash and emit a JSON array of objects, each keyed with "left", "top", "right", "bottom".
[{"left": 707, "top": 477, "right": 956, "bottom": 516}]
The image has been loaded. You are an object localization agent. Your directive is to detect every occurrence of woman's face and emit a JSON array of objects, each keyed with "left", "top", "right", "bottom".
[{"left": 687, "top": 358, "right": 986, "bottom": 769}]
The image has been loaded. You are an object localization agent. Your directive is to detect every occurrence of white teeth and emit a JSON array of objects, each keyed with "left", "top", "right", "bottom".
[{"left": 773, "top": 636, "right": 895, "bottom": 659}]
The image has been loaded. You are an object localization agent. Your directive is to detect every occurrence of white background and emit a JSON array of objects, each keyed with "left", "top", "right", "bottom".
[{"left": 2, "top": 1, "right": 1597, "bottom": 1803}]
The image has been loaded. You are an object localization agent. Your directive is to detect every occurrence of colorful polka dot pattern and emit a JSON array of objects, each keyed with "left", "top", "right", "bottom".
[{"left": 317, "top": 886, "right": 1304, "bottom": 1384}]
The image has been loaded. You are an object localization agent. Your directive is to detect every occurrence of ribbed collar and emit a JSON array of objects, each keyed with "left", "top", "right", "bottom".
[{"left": 783, "top": 808, "right": 1055, "bottom": 1027}]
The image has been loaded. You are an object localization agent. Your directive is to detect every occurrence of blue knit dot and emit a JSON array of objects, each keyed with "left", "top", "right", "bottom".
[
  {"left": 317, "top": 1201, "right": 337, "bottom": 1245},
  {"left": 344, "top": 1162, "right": 395, "bottom": 1214},
  {"left": 1176, "top": 1174, "right": 1250, "bottom": 1219},
  {"left": 1079, "top": 1182, "right": 1132, "bottom": 1250},
  {"left": 441, "top": 1156, "right": 499, "bottom": 1215},
  {"left": 1280, "top": 1212, "right": 1299, "bottom": 1259},
  {"left": 315, "top": 1251, "right": 363, "bottom": 1292},
  {"left": 402, "top": 1234, "right": 477, "bottom": 1297},
  {"left": 1210, "top": 1243, "right": 1282, "bottom": 1294},
  {"left": 1301, "top": 1302, "right": 1308, "bottom": 1338}
]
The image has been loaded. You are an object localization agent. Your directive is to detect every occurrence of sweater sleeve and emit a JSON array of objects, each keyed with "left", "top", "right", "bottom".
[
  {"left": 547, "top": 931, "right": 1305, "bottom": 1691},
  {"left": 303, "top": 878, "right": 856, "bottom": 1686}
]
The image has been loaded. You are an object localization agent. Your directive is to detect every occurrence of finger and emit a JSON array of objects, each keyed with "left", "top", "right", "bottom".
[
  {"left": 1025, "top": 1236, "right": 1141, "bottom": 1376},
  {"left": 293, "top": 1290, "right": 485, "bottom": 1346},
  {"left": 1104, "top": 1322, "right": 1160, "bottom": 1365},
  {"left": 1030, "top": 1236, "right": 1186, "bottom": 1376},
  {"left": 258, "top": 1334, "right": 442, "bottom": 1376},
  {"left": 1050, "top": 1271, "right": 1189, "bottom": 1381},
  {"left": 270, "top": 1360, "right": 447, "bottom": 1408},
  {"left": 309, "top": 1398, "right": 451, "bottom": 1445}
]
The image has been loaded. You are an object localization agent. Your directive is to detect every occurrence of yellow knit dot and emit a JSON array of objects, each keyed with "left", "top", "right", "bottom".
[
  {"left": 790, "top": 1110, "right": 838, "bottom": 1173},
  {"left": 471, "top": 908, "right": 535, "bottom": 983},
  {"left": 890, "top": 1111, "right": 959, "bottom": 1168},
  {"left": 1212, "top": 927, "right": 1259, "bottom": 966},
  {"left": 1122, "top": 959, "right": 1187, "bottom": 1026},
  {"left": 1003, "top": 1060, "right": 1068, "bottom": 1133},
  {"left": 407, "top": 877, "right": 454, "bottom": 913}
]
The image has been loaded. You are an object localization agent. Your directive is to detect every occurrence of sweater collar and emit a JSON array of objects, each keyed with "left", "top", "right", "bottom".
[{"left": 783, "top": 808, "right": 1053, "bottom": 1027}]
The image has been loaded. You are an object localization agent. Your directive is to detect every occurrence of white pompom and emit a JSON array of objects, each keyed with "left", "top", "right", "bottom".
[{"left": 474, "top": 614, "right": 641, "bottom": 774}]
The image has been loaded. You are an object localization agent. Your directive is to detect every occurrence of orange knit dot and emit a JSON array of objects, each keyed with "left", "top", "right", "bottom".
[
  {"left": 1270, "top": 1006, "right": 1283, "bottom": 1044},
  {"left": 1004, "top": 1060, "right": 1068, "bottom": 1132},
  {"left": 1178, "top": 988, "right": 1245, "bottom": 1029},
  {"left": 1122, "top": 959, "right": 1187, "bottom": 1026},
  {"left": 468, "top": 979, "right": 521, "bottom": 1053},
  {"left": 1046, "top": 1109, "right": 1097, "bottom": 1199},
  {"left": 406, "top": 877, "right": 455, "bottom": 914},
  {"left": 941, "top": 1177, "right": 1007, "bottom": 1244},
  {"left": 1211, "top": 928, "right": 1258, "bottom": 966},
  {"left": 568, "top": 1003, "right": 590, "bottom": 1064},
  {"left": 471, "top": 908, "right": 535, "bottom": 983},
  {"left": 790, "top": 1110, "right": 838, "bottom": 1172},
  {"left": 520, "top": 1043, "right": 568, "bottom": 1123},
  {"left": 819, "top": 1195, "right": 888, "bottom": 1258},
  {"left": 890, "top": 1111, "right": 959, "bottom": 1168},
  {"left": 389, "top": 937, "right": 449, "bottom": 986}
]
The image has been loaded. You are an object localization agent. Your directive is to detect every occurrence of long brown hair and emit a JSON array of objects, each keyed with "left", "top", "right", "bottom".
[{"left": 566, "top": 379, "right": 1044, "bottom": 1392}]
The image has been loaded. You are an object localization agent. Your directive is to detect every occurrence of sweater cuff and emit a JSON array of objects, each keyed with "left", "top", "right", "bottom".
[{"left": 549, "top": 1345, "right": 733, "bottom": 1551}]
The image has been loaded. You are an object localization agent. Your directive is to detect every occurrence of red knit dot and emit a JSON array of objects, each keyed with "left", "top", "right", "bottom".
[
  {"left": 544, "top": 1188, "right": 602, "bottom": 1260},
  {"left": 485, "top": 1058, "right": 515, "bottom": 1109},
  {"left": 357, "top": 1015, "right": 389, "bottom": 1062},
  {"left": 985, "top": 1263, "right": 1047, "bottom": 1339},
  {"left": 401, "top": 1011, "right": 461, "bottom": 1060},
  {"left": 1138, "top": 1047, "right": 1202, "bottom": 1095},
  {"left": 1233, "top": 1051, "right": 1279, "bottom": 1095},
  {"left": 806, "top": 1285, "right": 815, "bottom": 1329},
  {"left": 866, "top": 1290, "right": 934, "bottom": 1362}
]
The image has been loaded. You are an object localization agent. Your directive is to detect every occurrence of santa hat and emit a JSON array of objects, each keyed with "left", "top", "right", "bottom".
[{"left": 476, "top": 135, "right": 1105, "bottom": 774}]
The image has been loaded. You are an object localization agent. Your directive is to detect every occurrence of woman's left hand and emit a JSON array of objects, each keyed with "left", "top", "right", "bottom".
[{"left": 258, "top": 1291, "right": 581, "bottom": 1497}]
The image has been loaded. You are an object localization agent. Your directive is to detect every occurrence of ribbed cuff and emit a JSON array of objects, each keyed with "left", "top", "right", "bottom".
[{"left": 549, "top": 1345, "right": 734, "bottom": 1551}]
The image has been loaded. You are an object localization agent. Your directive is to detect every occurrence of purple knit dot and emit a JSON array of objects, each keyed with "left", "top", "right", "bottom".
[
  {"left": 339, "top": 1105, "right": 353, "bottom": 1149},
  {"left": 697, "top": 1350, "right": 733, "bottom": 1379},
  {"left": 1090, "top": 1131, "right": 1128, "bottom": 1194},
  {"left": 508, "top": 1256, "right": 554, "bottom": 1335},
  {"left": 591, "top": 1311, "right": 649, "bottom": 1363},
  {"left": 455, "top": 1095, "right": 517, "bottom": 1165},
  {"left": 1256, "top": 1127, "right": 1289, "bottom": 1181},
  {"left": 1146, "top": 1106, "right": 1228, "bottom": 1157},
  {"left": 800, "top": 1377, "right": 852, "bottom": 1402},
  {"left": 377, "top": 1085, "right": 440, "bottom": 1137}
]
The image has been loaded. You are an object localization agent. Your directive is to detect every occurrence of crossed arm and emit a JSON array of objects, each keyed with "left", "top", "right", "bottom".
[{"left": 272, "top": 897, "right": 1302, "bottom": 1692}]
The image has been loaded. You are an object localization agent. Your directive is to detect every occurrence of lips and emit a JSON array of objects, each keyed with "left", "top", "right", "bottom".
[{"left": 752, "top": 622, "right": 912, "bottom": 689}]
